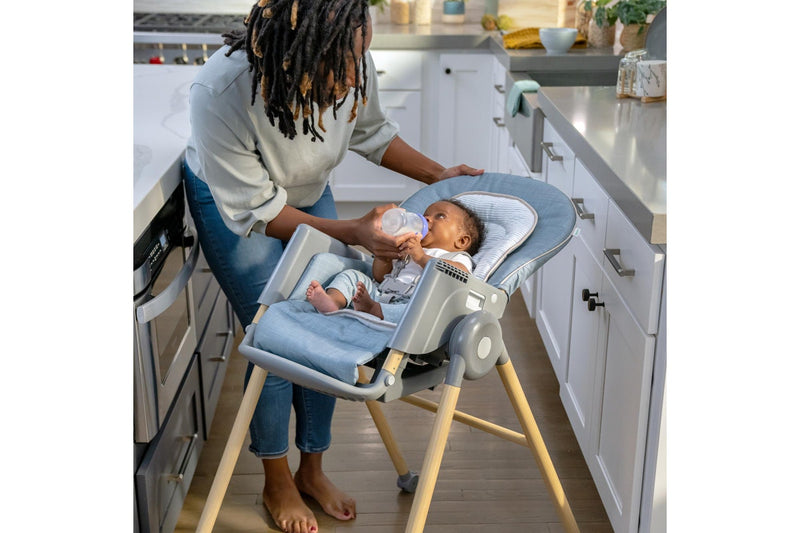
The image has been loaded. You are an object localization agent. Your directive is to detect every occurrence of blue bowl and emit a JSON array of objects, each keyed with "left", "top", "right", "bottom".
[{"left": 539, "top": 27, "right": 578, "bottom": 54}]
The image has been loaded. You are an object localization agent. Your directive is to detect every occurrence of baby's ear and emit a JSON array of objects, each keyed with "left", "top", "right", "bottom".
[{"left": 455, "top": 234, "right": 471, "bottom": 251}]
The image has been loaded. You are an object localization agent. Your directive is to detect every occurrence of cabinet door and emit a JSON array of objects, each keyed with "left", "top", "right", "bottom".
[
  {"left": 560, "top": 238, "right": 605, "bottom": 456},
  {"left": 437, "top": 53, "right": 494, "bottom": 170},
  {"left": 535, "top": 238, "right": 575, "bottom": 384},
  {"left": 330, "top": 90, "right": 423, "bottom": 202},
  {"left": 591, "top": 272, "right": 656, "bottom": 533}
]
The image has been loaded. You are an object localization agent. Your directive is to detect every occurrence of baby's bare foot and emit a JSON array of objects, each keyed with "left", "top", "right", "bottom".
[
  {"left": 352, "top": 282, "right": 383, "bottom": 319},
  {"left": 294, "top": 469, "right": 356, "bottom": 522},
  {"left": 306, "top": 280, "right": 340, "bottom": 313}
]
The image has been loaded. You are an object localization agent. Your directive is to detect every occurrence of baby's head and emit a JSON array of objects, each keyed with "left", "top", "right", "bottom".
[{"left": 421, "top": 199, "right": 485, "bottom": 256}]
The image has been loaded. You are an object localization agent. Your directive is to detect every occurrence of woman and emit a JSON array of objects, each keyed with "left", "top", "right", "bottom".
[{"left": 183, "top": 1, "right": 482, "bottom": 531}]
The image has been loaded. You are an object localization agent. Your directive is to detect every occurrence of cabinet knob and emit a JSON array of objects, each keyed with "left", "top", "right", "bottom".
[
  {"left": 581, "top": 289, "right": 598, "bottom": 302},
  {"left": 587, "top": 298, "right": 605, "bottom": 311},
  {"left": 444, "top": 67, "right": 452, "bottom": 75}
]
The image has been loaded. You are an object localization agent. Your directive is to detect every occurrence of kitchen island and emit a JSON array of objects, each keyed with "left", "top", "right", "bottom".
[
  {"left": 538, "top": 86, "right": 666, "bottom": 245},
  {"left": 532, "top": 85, "right": 666, "bottom": 533}
]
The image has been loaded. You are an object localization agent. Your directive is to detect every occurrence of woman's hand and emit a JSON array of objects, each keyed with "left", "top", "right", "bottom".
[
  {"left": 353, "top": 203, "right": 406, "bottom": 260},
  {"left": 434, "top": 164, "right": 484, "bottom": 182}
]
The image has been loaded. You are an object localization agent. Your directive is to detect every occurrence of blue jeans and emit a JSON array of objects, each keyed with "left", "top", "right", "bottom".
[{"left": 183, "top": 161, "right": 338, "bottom": 458}]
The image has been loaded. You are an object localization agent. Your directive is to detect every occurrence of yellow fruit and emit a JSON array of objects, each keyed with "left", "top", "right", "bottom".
[
  {"left": 481, "top": 14, "right": 498, "bottom": 31},
  {"left": 497, "top": 14, "right": 513, "bottom": 30}
]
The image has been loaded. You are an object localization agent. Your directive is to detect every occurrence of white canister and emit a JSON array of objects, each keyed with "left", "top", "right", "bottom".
[
  {"left": 635, "top": 60, "right": 667, "bottom": 99},
  {"left": 415, "top": 0, "right": 432, "bottom": 25}
]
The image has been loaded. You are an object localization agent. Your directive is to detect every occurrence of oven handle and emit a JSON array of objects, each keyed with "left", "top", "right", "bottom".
[{"left": 135, "top": 230, "right": 200, "bottom": 324}]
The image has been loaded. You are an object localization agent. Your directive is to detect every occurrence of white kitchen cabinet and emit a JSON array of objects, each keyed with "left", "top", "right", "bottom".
[
  {"left": 330, "top": 51, "right": 424, "bottom": 203},
  {"left": 591, "top": 270, "right": 656, "bottom": 533},
  {"left": 330, "top": 90, "right": 423, "bottom": 202},
  {"left": 536, "top": 114, "right": 665, "bottom": 533},
  {"left": 436, "top": 53, "right": 495, "bottom": 170},
  {"left": 535, "top": 119, "right": 578, "bottom": 382},
  {"left": 489, "top": 57, "right": 511, "bottom": 174}
]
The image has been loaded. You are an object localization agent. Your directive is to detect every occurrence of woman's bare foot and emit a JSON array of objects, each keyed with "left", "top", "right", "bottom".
[
  {"left": 306, "top": 280, "right": 343, "bottom": 314},
  {"left": 352, "top": 281, "right": 383, "bottom": 319},
  {"left": 262, "top": 458, "right": 318, "bottom": 533},
  {"left": 294, "top": 453, "right": 356, "bottom": 522}
]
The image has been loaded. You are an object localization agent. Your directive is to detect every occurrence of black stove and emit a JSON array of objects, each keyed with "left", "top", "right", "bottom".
[{"left": 134, "top": 12, "right": 246, "bottom": 33}]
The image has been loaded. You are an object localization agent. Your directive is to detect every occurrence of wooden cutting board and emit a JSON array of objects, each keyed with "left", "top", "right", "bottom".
[{"left": 498, "top": 0, "right": 575, "bottom": 29}]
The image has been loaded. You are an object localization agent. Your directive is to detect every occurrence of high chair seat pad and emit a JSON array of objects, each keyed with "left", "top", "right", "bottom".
[{"left": 253, "top": 300, "right": 393, "bottom": 384}]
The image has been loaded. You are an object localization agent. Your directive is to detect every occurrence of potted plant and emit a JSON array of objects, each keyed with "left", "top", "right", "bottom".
[
  {"left": 576, "top": 0, "right": 593, "bottom": 37},
  {"left": 587, "top": 0, "right": 618, "bottom": 48},
  {"left": 617, "top": 0, "right": 666, "bottom": 51}
]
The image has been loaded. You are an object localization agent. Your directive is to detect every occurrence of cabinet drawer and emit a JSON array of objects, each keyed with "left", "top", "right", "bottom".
[
  {"left": 198, "top": 290, "right": 235, "bottom": 439},
  {"left": 602, "top": 202, "right": 665, "bottom": 334},
  {"left": 572, "top": 159, "right": 609, "bottom": 261},
  {"left": 370, "top": 50, "right": 422, "bottom": 90},
  {"left": 136, "top": 357, "right": 203, "bottom": 533},
  {"left": 542, "top": 119, "right": 575, "bottom": 196}
]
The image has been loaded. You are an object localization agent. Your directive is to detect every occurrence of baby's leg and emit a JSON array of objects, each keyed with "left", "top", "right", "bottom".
[
  {"left": 352, "top": 281, "right": 384, "bottom": 319},
  {"left": 306, "top": 280, "right": 347, "bottom": 313}
]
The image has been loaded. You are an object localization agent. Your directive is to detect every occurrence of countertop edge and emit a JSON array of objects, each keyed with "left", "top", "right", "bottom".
[{"left": 538, "top": 89, "right": 666, "bottom": 245}]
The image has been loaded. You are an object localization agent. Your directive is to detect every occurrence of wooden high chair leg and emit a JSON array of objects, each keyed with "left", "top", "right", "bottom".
[
  {"left": 496, "top": 358, "right": 580, "bottom": 533},
  {"left": 196, "top": 365, "right": 268, "bottom": 533},
  {"left": 405, "top": 383, "right": 461, "bottom": 533},
  {"left": 358, "top": 368, "right": 414, "bottom": 487}
]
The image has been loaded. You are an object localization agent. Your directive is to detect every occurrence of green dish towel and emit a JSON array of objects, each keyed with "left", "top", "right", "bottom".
[{"left": 506, "top": 80, "right": 541, "bottom": 118}]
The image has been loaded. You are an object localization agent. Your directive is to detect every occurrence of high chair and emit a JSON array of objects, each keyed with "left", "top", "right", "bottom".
[{"left": 194, "top": 174, "right": 580, "bottom": 532}]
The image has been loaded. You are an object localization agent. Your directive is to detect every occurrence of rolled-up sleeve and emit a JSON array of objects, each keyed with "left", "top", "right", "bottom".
[
  {"left": 189, "top": 85, "right": 287, "bottom": 237},
  {"left": 347, "top": 53, "right": 400, "bottom": 165}
]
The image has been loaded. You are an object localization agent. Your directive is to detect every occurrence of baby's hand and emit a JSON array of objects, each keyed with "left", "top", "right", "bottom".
[{"left": 399, "top": 233, "right": 426, "bottom": 265}]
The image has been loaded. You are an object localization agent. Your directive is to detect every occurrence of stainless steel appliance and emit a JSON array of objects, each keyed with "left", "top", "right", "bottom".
[{"left": 134, "top": 182, "right": 199, "bottom": 443}]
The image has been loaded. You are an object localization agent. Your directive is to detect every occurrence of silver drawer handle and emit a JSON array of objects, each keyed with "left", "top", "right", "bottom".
[
  {"left": 376, "top": 69, "right": 387, "bottom": 75},
  {"left": 494, "top": 84, "right": 505, "bottom": 94},
  {"left": 209, "top": 330, "right": 234, "bottom": 362},
  {"left": 540, "top": 141, "right": 563, "bottom": 162},
  {"left": 492, "top": 116, "right": 505, "bottom": 128},
  {"left": 167, "top": 433, "right": 198, "bottom": 483},
  {"left": 603, "top": 248, "right": 635, "bottom": 277},
  {"left": 571, "top": 198, "right": 594, "bottom": 220}
]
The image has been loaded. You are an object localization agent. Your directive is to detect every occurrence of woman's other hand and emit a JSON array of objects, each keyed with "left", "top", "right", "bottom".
[{"left": 435, "top": 164, "right": 484, "bottom": 182}]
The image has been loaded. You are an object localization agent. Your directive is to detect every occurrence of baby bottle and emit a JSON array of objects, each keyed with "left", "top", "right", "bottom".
[{"left": 381, "top": 208, "right": 429, "bottom": 237}]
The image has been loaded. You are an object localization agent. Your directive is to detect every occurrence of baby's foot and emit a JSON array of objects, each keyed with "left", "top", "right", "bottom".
[
  {"left": 306, "top": 280, "right": 341, "bottom": 313},
  {"left": 352, "top": 282, "right": 383, "bottom": 319}
]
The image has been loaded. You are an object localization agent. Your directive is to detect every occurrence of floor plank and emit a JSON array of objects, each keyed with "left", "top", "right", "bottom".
[{"left": 175, "top": 292, "right": 612, "bottom": 532}]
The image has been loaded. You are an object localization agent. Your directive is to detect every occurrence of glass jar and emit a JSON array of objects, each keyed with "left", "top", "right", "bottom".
[{"left": 616, "top": 49, "right": 648, "bottom": 98}]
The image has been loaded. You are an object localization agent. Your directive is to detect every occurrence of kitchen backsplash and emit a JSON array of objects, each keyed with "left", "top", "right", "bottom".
[{"left": 133, "top": 0, "right": 566, "bottom": 28}]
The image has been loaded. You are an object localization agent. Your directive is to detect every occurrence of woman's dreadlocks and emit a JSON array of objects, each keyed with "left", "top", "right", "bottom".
[{"left": 223, "top": 0, "right": 370, "bottom": 142}]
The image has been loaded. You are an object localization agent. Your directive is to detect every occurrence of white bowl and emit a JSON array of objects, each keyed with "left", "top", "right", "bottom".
[{"left": 539, "top": 27, "right": 578, "bottom": 55}]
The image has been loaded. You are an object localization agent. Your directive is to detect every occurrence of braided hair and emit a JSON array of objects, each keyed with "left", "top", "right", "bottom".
[{"left": 222, "top": 0, "right": 370, "bottom": 142}]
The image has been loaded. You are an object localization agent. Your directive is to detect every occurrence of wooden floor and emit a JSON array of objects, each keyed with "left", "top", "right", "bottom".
[{"left": 176, "top": 292, "right": 613, "bottom": 532}]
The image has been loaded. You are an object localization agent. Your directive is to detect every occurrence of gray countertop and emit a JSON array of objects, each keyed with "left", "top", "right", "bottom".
[{"left": 537, "top": 86, "right": 666, "bottom": 244}]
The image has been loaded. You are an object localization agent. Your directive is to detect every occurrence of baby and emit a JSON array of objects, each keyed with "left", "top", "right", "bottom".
[{"left": 306, "top": 199, "right": 485, "bottom": 320}]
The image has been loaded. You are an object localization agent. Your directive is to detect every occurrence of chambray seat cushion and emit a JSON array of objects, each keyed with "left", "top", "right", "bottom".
[{"left": 252, "top": 173, "right": 576, "bottom": 384}]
